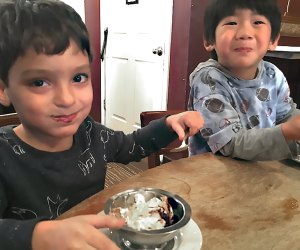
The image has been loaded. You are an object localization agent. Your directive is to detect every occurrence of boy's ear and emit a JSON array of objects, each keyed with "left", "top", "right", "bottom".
[
  {"left": 0, "top": 80, "right": 11, "bottom": 107},
  {"left": 204, "top": 40, "right": 215, "bottom": 52},
  {"left": 268, "top": 35, "right": 280, "bottom": 51}
]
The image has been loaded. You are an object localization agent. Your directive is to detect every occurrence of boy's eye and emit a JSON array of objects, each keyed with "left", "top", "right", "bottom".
[
  {"left": 224, "top": 21, "right": 237, "bottom": 26},
  {"left": 73, "top": 73, "right": 88, "bottom": 83},
  {"left": 32, "top": 79, "right": 48, "bottom": 87},
  {"left": 254, "top": 20, "right": 265, "bottom": 25}
]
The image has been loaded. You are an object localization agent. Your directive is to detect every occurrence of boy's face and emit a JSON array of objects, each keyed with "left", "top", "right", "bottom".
[
  {"left": 205, "top": 9, "right": 279, "bottom": 80},
  {"left": 0, "top": 40, "right": 93, "bottom": 150}
]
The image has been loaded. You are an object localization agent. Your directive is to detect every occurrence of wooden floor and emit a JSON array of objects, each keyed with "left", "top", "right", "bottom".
[{"left": 105, "top": 159, "right": 148, "bottom": 188}]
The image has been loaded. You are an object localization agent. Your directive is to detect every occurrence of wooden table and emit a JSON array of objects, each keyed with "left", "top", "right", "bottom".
[{"left": 59, "top": 153, "right": 300, "bottom": 250}]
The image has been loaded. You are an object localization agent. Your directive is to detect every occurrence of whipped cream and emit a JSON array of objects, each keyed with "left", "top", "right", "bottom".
[{"left": 111, "top": 193, "right": 173, "bottom": 231}]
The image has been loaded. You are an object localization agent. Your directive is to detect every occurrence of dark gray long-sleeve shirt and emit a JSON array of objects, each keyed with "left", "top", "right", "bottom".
[{"left": 0, "top": 116, "right": 177, "bottom": 249}]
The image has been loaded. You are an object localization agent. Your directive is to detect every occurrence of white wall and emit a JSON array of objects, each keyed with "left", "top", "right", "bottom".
[{"left": 61, "top": 0, "right": 85, "bottom": 22}]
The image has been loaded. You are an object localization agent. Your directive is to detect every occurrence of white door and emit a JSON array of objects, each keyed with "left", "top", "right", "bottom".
[{"left": 100, "top": 0, "right": 173, "bottom": 134}]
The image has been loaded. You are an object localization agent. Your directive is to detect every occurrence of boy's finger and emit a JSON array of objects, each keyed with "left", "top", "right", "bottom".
[
  {"left": 76, "top": 215, "right": 126, "bottom": 229},
  {"left": 97, "top": 215, "right": 126, "bottom": 228},
  {"left": 172, "top": 125, "right": 185, "bottom": 140}
]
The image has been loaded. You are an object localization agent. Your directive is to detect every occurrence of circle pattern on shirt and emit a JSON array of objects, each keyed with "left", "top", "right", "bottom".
[
  {"left": 204, "top": 98, "right": 225, "bottom": 113},
  {"left": 256, "top": 88, "right": 270, "bottom": 102}
]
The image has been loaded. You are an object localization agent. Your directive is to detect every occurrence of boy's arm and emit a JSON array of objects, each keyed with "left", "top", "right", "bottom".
[
  {"left": 220, "top": 105, "right": 300, "bottom": 160},
  {"left": 220, "top": 106, "right": 300, "bottom": 161},
  {"left": 219, "top": 126, "right": 296, "bottom": 160},
  {"left": 0, "top": 182, "right": 43, "bottom": 250},
  {"left": 105, "top": 111, "right": 203, "bottom": 164},
  {"left": 0, "top": 183, "right": 124, "bottom": 250},
  {"left": 0, "top": 218, "right": 44, "bottom": 250},
  {"left": 165, "top": 111, "right": 204, "bottom": 140}
]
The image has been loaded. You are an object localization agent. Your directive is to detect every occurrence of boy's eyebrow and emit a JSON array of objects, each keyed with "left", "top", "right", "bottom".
[{"left": 20, "top": 64, "right": 91, "bottom": 77}]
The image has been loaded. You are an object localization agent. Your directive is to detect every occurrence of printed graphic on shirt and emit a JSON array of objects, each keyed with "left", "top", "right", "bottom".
[
  {"left": 85, "top": 120, "right": 93, "bottom": 147},
  {"left": 240, "top": 99, "right": 251, "bottom": 114},
  {"left": 11, "top": 207, "right": 37, "bottom": 219},
  {"left": 78, "top": 149, "right": 96, "bottom": 176},
  {"left": 1, "top": 131, "right": 26, "bottom": 155},
  {"left": 77, "top": 121, "right": 97, "bottom": 175},
  {"left": 100, "top": 129, "right": 115, "bottom": 162},
  {"left": 247, "top": 115, "right": 260, "bottom": 129},
  {"left": 201, "top": 128, "right": 213, "bottom": 140},
  {"left": 47, "top": 194, "right": 68, "bottom": 219},
  {"left": 266, "top": 67, "right": 275, "bottom": 78},
  {"left": 129, "top": 141, "right": 135, "bottom": 154},
  {"left": 256, "top": 88, "right": 270, "bottom": 102},
  {"left": 201, "top": 73, "right": 216, "bottom": 92},
  {"left": 9, "top": 193, "right": 67, "bottom": 219},
  {"left": 266, "top": 107, "right": 273, "bottom": 117},
  {"left": 100, "top": 129, "right": 114, "bottom": 149},
  {"left": 204, "top": 98, "right": 225, "bottom": 113}
]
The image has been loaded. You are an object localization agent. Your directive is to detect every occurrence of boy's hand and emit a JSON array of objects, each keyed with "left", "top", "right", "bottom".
[
  {"left": 281, "top": 115, "right": 300, "bottom": 141},
  {"left": 165, "top": 111, "right": 204, "bottom": 140},
  {"left": 32, "top": 215, "right": 125, "bottom": 250}
]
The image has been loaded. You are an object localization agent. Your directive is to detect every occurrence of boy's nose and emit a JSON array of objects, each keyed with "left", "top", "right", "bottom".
[
  {"left": 235, "top": 23, "right": 253, "bottom": 40},
  {"left": 54, "top": 84, "right": 76, "bottom": 107}
]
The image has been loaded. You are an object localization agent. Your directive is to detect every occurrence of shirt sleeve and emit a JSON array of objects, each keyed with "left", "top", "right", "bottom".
[
  {"left": 275, "top": 73, "right": 295, "bottom": 123},
  {"left": 0, "top": 218, "right": 44, "bottom": 250},
  {"left": 104, "top": 117, "right": 178, "bottom": 164},
  {"left": 220, "top": 102, "right": 300, "bottom": 161},
  {"left": 0, "top": 180, "right": 44, "bottom": 250},
  {"left": 219, "top": 126, "right": 296, "bottom": 160},
  {"left": 188, "top": 68, "right": 241, "bottom": 153}
]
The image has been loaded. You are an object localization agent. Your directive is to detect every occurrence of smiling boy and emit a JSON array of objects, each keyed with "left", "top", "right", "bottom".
[
  {"left": 188, "top": 0, "right": 300, "bottom": 160},
  {"left": 0, "top": 0, "right": 204, "bottom": 249}
]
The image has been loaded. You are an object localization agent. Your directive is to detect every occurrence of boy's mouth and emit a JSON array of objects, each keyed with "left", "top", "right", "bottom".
[
  {"left": 52, "top": 113, "right": 77, "bottom": 123},
  {"left": 234, "top": 47, "right": 252, "bottom": 53}
]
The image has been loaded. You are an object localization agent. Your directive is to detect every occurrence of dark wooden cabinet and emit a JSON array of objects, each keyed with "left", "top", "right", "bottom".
[
  {"left": 264, "top": 55, "right": 300, "bottom": 107},
  {"left": 278, "top": 0, "right": 300, "bottom": 45},
  {"left": 278, "top": 0, "right": 300, "bottom": 22},
  {"left": 265, "top": 0, "right": 300, "bottom": 107}
]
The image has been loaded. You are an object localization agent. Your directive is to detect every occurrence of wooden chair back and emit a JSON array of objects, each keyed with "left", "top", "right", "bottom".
[
  {"left": 140, "top": 110, "right": 189, "bottom": 169},
  {"left": 0, "top": 113, "right": 20, "bottom": 127}
]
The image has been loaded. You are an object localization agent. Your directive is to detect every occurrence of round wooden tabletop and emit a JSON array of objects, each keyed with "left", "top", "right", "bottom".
[{"left": 59, "top": 153, "right": 300, "bottom": 250}]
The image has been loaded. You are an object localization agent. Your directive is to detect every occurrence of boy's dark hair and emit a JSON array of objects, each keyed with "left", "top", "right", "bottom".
[
  {"left": 0, "top": 0, "right": 92, "bottom": 85},
  {"left": 204, "top": 0, "right": 282, "bottom": 59}
]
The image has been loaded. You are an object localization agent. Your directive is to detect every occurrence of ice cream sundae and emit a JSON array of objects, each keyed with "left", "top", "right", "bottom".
[{"left": 111, "top": 193, "right": 174, "bottom": 231}]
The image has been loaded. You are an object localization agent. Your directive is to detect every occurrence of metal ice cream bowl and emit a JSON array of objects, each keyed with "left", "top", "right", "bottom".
[{"left": 104, "top": 187, "right": 191, "bottom": 249}]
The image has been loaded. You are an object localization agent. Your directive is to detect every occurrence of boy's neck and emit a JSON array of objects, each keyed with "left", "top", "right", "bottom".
[{"left": 221, "top": 63, "right": 259, "bottom": 80}]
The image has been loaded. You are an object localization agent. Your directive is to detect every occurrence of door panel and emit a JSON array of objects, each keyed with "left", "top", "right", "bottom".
[{"left": 101, "top": 0, "right": 173, "bottom": 133}]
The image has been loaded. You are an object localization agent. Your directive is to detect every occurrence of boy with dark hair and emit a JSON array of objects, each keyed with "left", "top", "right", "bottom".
[
  {"left": 0, "top": 0, "right": 204, "bottom": 249},
  {"left": 188, "top": 0, "right": 300, "bottom": 160}
]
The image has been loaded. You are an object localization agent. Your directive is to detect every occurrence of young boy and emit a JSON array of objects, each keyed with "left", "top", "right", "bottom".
[
  {"left": 0, "top": 0, "right": 204, "bottom": 249},
  {"left": 188, "top": 0, "right": 300, "bottom": 161}
]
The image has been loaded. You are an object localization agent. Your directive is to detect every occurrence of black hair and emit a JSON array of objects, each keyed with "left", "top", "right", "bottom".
[
  {"left": 204, "top": 0, "right": 282, "bottom": 59},
  {"left": 0, "top": 0, "right": 92, "bottom": 85}
]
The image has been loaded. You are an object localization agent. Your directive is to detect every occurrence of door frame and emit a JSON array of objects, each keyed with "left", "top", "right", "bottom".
[
  {"left": 84, "top": 0, "right": 101, "bottom": 122},
  {"left": 99, "top": 0, "right": 173, "bottom": 126}
]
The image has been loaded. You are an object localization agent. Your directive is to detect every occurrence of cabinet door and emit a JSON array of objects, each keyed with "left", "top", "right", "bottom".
[
  {"left": 280, "top": 0, "right": 300, "bottom": 20},
  {"left": 277, "top": 0, "right": 300, "bottom": 45}
]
